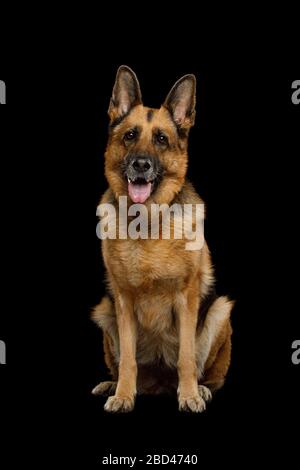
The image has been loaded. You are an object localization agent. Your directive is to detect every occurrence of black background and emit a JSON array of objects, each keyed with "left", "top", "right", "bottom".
[{"left": 0, "top": 33, "right": 299, "bottom": 467}]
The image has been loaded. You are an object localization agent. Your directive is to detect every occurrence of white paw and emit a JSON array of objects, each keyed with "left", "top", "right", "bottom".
[
  {"left": 178, "top": 394, "right": 206, "bottom": 413},
  {"left": 198, "top": 384, "right": 212, "bottom": 402},
  {"left": 104, "top": 395, "right": 135, "bottom": 413},
  {"left": 91, "top": 381, "right": 117, "bottom": 397}
]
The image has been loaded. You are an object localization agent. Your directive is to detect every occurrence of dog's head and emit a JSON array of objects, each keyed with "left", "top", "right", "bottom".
[{"left": 105, "top": 66, "right": 196, "bottom": 205}]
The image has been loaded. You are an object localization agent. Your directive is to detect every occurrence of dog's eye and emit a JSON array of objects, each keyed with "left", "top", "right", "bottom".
[
  {"left": 124, "top": 130, "right": 136, "bottom": 141},
  {"left": 156, "top": 133, "right": 168, "bottom": 145}
]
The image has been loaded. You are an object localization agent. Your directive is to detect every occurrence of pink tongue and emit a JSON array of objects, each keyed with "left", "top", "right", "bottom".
[{"left": 128, "top": 182, "right": 151, "bottom": 203}]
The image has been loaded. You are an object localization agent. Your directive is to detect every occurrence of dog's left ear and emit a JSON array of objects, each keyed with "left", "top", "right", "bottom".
[
  {"left": 108, "top": 65, "right": 142, "bottom": 122},
  {"left": 163, "top": 74, "right": 196, "bottom": 127}
]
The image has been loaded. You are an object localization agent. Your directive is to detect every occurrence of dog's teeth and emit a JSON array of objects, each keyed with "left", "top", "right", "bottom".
[{"left": 127, "top": 178, "right": 131, "bottom": 183}]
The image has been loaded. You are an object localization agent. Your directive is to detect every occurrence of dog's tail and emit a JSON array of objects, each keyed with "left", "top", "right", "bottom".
[
  {"left": 196, "top": 295, "right": 234, "bottom": 391},
  {"left": 91, "top": 295, "right": 116, "bottom": 331}
]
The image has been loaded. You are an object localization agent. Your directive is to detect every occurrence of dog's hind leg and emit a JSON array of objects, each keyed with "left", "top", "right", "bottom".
[
  {"left": 198, "top": 384, "right": 213, "bottom": 402},
  {"left": 91, "top": 297, "right": 119, "bottom": 395},
  {"left": 92, "top": 380, "right": 117, "bottom": 396},
  {"left": 196, "top": 296, "right": 233, "bottom": 396},
  {"left": 202, "top": 323, "right": 232, "bottom": 392},
  {"left": 102, "top": 332, "right": 118, "bottom": 380}
]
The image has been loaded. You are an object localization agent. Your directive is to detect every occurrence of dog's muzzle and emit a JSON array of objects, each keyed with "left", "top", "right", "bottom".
[{"left": 123, "top": 154, "right": 162, "bottom": 203}]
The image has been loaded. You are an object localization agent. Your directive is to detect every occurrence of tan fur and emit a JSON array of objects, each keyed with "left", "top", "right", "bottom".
[
  {"left": 105, "top": 105, "right": 188, "bottom": 206},
  {"left": 92, "top": 66, "right": 233, "bottom": 412}
]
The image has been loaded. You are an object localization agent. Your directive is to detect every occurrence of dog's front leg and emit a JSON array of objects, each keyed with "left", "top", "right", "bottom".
[
  {"left": 175, "top": 288, "right": 206, "bottom": 413},
  {"left": 104, "top": 292, "right": 137, "bottom": 413}
]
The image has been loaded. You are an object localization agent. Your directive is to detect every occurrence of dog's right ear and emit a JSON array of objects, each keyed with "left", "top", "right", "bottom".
[{"left": 108, "top": 66, "right": 142, "bottom": 122}]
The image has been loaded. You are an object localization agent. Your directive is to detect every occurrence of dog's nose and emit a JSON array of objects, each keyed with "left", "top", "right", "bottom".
[{"left": 132, "top": 158, "right": 152, "bottom": 172}]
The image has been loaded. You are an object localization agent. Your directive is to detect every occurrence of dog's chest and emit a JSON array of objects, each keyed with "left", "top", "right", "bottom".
[
  {"left": 135, "top": 294, "right": 179, "bottom": 367},
  {"left": 105, "top": 238, "right": 191, "bottom": 288}
]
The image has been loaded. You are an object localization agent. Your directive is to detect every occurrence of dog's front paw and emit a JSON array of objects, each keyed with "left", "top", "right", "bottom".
[
  {"left": 91, "top": 381, "right": 117, "bottom": 397},
  {"left": 104, "top": 395, "right": 135, "bottom": 413},
  {"left": 198, "top": 385, "right": 212, "bottom": 402},
  {"left": 178, "top": 394, "right": 206, "bottom": 413}
]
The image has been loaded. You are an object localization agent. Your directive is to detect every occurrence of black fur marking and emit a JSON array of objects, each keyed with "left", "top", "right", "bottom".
[
  {"left": 109, "top": 111, "right": 130, "bottom": 130},
  {"left": 106, "top": 290, "right": 115, "bottom": 304},
  {"left": 177, "top": 126, "right": 189, "bottom": 139},
  {"left": 147, "top": 109, "right": 154, "bottom": 122},
  {"left": 109, "top": 104, "right": 141, "bottom": 130},
  {"left": 197, "top": 286, "right": 218, "bottom": 329}
]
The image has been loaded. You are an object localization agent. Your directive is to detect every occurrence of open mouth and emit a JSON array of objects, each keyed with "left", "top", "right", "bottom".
[{"left": 127, "top": 177, "right": 153, "bottom": 204}]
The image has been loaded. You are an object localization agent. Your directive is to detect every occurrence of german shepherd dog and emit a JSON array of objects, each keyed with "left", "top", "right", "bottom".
[{"left": 92, "top": 66, "right": 233, "bottom": 413}]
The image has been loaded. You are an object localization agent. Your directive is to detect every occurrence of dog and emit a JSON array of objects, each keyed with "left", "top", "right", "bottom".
[{"left": 92, "top": 66, "right": 233, "bottom": 412}]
